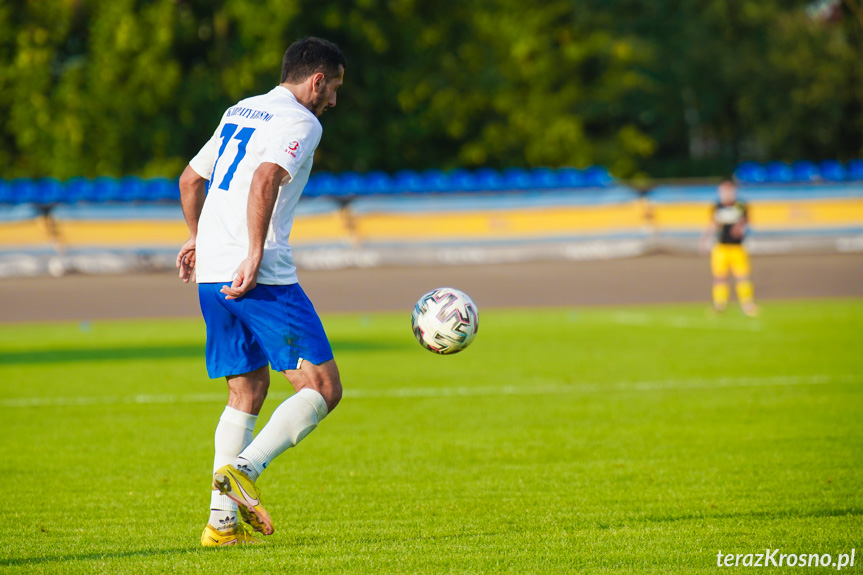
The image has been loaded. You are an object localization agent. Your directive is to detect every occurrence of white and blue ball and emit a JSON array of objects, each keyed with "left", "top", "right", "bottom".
[{"left": 411, "top": 287, "right": 479, "bottom": 354}]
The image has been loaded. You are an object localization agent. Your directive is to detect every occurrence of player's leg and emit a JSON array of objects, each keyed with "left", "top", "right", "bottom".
[
  {"left": 710, "top": 245, "right": 730, "bottom": 311},
  {"left": 208, "top": 366, "right": 268, "bottom": 528},
  {"left": 235, "top": 359, "right": 341, "bottom": 481},
  {"left": 199, "top": 283, "right": 270, "bottom": 543},
  {"left": 730, "top": 246, "right": 757, "bottom": 316},
  {"left": 213, "top": 283, "right": 338, "bottom": 536}
]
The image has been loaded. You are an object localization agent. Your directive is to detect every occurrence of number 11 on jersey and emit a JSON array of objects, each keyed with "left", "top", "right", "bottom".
[{"left": 213, "top": 123, "right": 256, "bottom": 191}]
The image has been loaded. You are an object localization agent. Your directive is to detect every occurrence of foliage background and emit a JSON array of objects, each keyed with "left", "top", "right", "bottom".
[{"left": 1, "top": 0, "right": 861, "bottom": 180}]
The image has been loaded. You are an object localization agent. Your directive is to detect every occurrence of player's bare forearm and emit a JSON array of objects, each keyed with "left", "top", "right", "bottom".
[
  {"left": 699, "top": 223, "right": 716, "bottom": 253},
  {"left": 179, "top": 165, "right": 207, "bottom": 237},
  {"left": 176, "top": 165, "right": 207, "bottom": 283},
  {"left": 220, "top": 162, "right": 289, "bottom": 300},
  {"left": 246, "top": 162, "right": 289, "bottom": 261}
]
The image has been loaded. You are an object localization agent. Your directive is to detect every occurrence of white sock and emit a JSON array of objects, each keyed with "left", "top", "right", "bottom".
[
  {"left": 210, "top": 406, "right": 257, "bottom": 524},
  {"left": 235, "top": 388, "right": 328, "bottom": 481}
]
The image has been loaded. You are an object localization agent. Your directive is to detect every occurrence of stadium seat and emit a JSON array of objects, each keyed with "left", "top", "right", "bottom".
[
  {"left": 306, "top": 172, "right": 339, "bottom": 197},
  {"left": 765, "top": 161, "right": 794, "bottom": 183},
  {"left": 338, "top": 171, "right": 366, "bottom": 196},
  {"left": 583, "top": 166, "right": 613, "bottom": 187},
  {"left": 449, "top": 168, "right": 478, "bottom": 192},
  {"left": 557, "top": 167, "right": 586, "bottom": 188},
  {"left": 419, "top": 169, "right": 451, "bottom": 193},
  {"left": 819, "top": 160, "right": 846, "bottom": 182},
  {"left": 90, "top": 177, "right": 123, "bottom": 202},
  {"left": 501, "top": 167, "right": 533, "bottom": 190},
  {"left": 0, "top": 180, "right": 11, "bottom": 203},
  {"left": 364, "top": 170, "right": 394, "bottom": 195},
  {"left": 121, "top": 176, "right": 148, "bottom": 202},
  {"left": 34, "top": 177, "right": 64, "bottom": 204},
  {"left": 146, "top": 177, "right": 179, "bottom": 201},
  {"left": 791, "top": 160, "right": 820, "bottom": 182},
  {"left": 530, "top": 167, "right": 560, "bottom": 189},
  {"left": 847, "top": 159, "right": 863, "bottom": 181},
  {"left": 734, "top": 162, "right": 767, "bottom": 184},
  {"left": 392, "top": 169, "right": 423, "bottom": 193},
  {"left": 65, "top": 177, "right": 95, "bottom": 203},
  {"left": 474, "top": 168, "right": 504, "bottom": 191},
  {"left": 9, "top": 178, "right": 37, "bottom": 204}
]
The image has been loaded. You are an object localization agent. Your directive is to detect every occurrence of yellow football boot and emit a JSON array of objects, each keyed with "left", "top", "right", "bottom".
[
  {"left": 213, "top": 464, "right": 274, "bottom": 536},
  {"left": 201, "top": 521, "right": 263, "bottom": 546}
]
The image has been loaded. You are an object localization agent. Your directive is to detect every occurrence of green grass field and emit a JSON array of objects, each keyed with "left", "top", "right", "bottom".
[{"left": 2, "top": 299, "right": 862, "bottom": 573}]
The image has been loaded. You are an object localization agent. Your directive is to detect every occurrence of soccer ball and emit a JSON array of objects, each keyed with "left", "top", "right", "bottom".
[{"left": 411, "top": 287, "right": 479, "bottom": 354}]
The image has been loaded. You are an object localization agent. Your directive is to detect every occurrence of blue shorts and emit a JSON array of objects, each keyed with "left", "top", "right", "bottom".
[{"left": 198, "top": 283, "right": 334, "bottom": 379}]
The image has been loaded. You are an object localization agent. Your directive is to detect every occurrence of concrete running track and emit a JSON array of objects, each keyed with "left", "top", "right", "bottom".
[{"left": 0, "top": 253, "right": 861, "bottom": 323}]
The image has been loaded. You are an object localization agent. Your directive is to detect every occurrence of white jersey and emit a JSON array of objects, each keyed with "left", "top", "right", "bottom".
[{"left": 189, "top": 86, "right": 322, "bottom": 284}]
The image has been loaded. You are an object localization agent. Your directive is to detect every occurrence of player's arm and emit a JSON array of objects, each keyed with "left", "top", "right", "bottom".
[
  {"left": 699, "top": 206, "right": 718, "bottom": 253},
  {"left": 220, "top": 162, "right": 290, "bottom": 300},
  {"left": 176, "top": 165, "right": 208, "bottom": 283},
  {"left": 732, "top": 204, "right": 749, "bottom": 239}
]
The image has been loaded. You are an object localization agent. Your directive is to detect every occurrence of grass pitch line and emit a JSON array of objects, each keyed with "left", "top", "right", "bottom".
[{"left": 3, "top": 374, "right": 859, "bottom": 408}]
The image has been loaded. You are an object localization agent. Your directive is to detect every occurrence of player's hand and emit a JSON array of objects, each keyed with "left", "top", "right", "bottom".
[
  {"left": 176, "top": 237, "right": 197, "bottom": 283},
  {"left": 221, "top": 258, "right": 260, "bottom": 300}
]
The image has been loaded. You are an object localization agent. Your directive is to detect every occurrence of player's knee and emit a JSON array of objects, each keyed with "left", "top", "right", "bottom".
[
  {"left": 310, "top": 371, "right": 342, "bottom": 414},
  {"left": 284, "top": 362, "right": 342, "bottom": 413},
  {"left": 326, "top": 377, "right": 343, "bottom": 413}
]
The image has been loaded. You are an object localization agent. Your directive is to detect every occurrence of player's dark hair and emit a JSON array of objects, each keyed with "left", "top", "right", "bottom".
[{"left": 281, "top": 37, "right": 347, "bottom": 84}]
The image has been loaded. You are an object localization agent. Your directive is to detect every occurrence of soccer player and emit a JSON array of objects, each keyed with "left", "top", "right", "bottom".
[
  {"left": 699, "top": 179, "right": 758, "bottom": 317},
  {"left": 175, "top": 37, "right": 346, "bottom": 546}
]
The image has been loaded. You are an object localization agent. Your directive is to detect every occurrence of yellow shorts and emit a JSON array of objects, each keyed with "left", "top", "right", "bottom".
[{"left": 711, "top": 244, "right": 751, "bottom": 278}]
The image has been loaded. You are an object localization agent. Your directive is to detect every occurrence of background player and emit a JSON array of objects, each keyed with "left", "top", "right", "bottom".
[
  {"left": 175, "top": 37, "right": 346, "bottom": 546},
  {"left": 699, "top": 180, "right": 759, "bottom": 317}
]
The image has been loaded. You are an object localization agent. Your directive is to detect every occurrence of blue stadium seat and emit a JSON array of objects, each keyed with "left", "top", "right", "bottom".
[
  {"left": 121, "top": 176, "right": 148, "bottom": 201},
  {"left": 765, "top": 161, "right": 793, "bottom": 183},
  {"left": 791, "top": 160, "right": 820, "bottom": 183},
  {"left": 449, "top": 168, "right": 478, "bottom": 192},
  {"left": 583, "top": 166, "right": 613, "bottom": 187},
  {"left": 392, "top": 169, "right": 423, "bottom": 193},
  {"left": 10, "top": 178, "right": 37, "bottom": 204},
  {"left": 501, "top": 167, "right": 533, "bottom": 190},
  {"left": 847, "top": 159, "right": 863, "bottom": 181},
  {"left": 91, "top": 177, "right": 123, "bottom": 202},
  {"left": 734, "top": 162, "right": 767, "bottom": 184},
  {"left": 34, "top": 177, "right": 64, "bottom": 203},
  {"left": 364, "top": 170, "right": 393, "bottom": 195},
  {"left": 0, "top": 180, "right": 11, "bottom": 203},
  {"left": 306, "top": 172, "right": 339, "bottom": 197},
  {"left": 337, "top": 171, "right": 366, "bottom": 196},
  {"left": 147, "top": 177, "right": 179, "bottom": 201},
  {"left": 557, "top": 167, "right": 586, "bottom": 188},
  {"left": 818, "top": 160, "right": 846, "bottom": 182},
  {"left": 530, "top": 167, "right": 559, "bottom": 189},
  {"left": 419, "top": 169, "right": 451, "bottom": 193},
  {"left": 474, "top": 168, "right": 503, "bottom": 191},
  {"left": 65, "top": 177, "right": 95, "bottom": 203}
]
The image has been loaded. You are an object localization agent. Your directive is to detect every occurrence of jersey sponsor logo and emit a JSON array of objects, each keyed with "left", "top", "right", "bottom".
[{"left": 283, "top": 140, "right": 300, "bottom": 158}]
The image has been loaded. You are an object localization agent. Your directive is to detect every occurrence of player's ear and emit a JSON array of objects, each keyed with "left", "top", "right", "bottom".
[{"left": 311, "top": 72, "right": 326, "bottom": 93}]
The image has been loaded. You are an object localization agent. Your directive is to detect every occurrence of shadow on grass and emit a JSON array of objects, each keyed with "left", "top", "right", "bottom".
[
  {"left": 1, "top": 544, "right": 272, "bottom": 567},
  {"left": 0, "top": 339, "right": 403, "bottom": 366},
  {"left": 0, "top": 346, "right": 204, "bottom": 366}
]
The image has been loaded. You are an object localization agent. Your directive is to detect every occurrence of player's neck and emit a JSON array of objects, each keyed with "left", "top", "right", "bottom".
[{"left": 279, "top": 82, "right": 315, "bottom": 114}]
